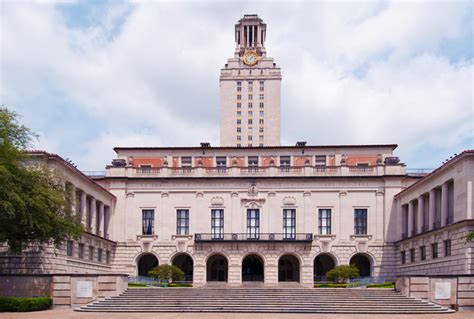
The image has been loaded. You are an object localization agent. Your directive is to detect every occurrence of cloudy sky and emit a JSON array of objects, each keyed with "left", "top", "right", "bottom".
[{"left": 1, "top": 0, "right": 472, "bottom": 171}]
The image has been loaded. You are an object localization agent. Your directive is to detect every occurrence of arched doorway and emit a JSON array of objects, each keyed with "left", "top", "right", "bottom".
[
  {"left": 137, "top": 253, "right": 158, "bottom": 276},
  {"left": 350, "top": 254, "right": 371, "bottom": 277},
  {"left": 278, "top": 254, "right": 300, "bottom": 282},
  {"left": 207, "top": 254, "right": 228, "bottom": 282},
  {"left": 314, "top": 254, "right": 336, "bottom": 279},
  {"left": 242, "top": 254, "right": 264, "bottom": 282},
  {"left": 172, "top": 253, "right": 194, "bottom": 282}
]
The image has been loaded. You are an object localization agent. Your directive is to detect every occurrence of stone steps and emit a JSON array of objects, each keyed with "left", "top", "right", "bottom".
[{"left": 76, "top": 287, "right": 454, "bottom": 313}]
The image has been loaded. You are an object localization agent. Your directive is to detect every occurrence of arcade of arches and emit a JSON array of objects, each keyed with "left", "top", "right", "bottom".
[{"left": 136, "top": 252, "right": 373, "bottom": 283}]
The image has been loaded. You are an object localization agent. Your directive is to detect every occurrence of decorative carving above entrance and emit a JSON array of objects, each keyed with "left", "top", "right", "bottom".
[
  {"left": 282, "top": 196, "right": 296, "bottom": 206},
  {"left": 248, "top": 183, "right": 258, "bottom": 197},
  {"left": 211, "top": 196, "right": 224, "bottom": 207},
  {"left": 241, "top": 198, "right": 265, "bottom": 208}
]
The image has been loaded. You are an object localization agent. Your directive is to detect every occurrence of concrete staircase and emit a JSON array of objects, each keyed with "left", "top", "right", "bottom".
[{"left": 76, "top": 287, "right": 454, "bottom": 313}]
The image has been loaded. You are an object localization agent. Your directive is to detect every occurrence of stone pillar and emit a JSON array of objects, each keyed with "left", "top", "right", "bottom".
[
  {"left": 408, "top": 201, "right": 414, "bottom": 237},
  {"left": 97, "top": 202, "right": 104, "bottom": 237},
  {"left": 303, "top": 192, "right": 312, "bottom": 234},
  {"left": 429, "top": 189, "right": 436, "bottom": 231},
  {"left": 441, "top": 183, "right": 449, "bottom": 227},
  {"left": 230, "top": 192, "right": 239, "bottom": 233},
  {"left": 417, "top": 196, "right": 424, "bottom": 234},
  {"left": 375, "top": 191, "right": 384, "bottom": 241},
  {"left": 339, "top": 191, "right": 348, "bottom": 239},
  {"left": 104, "top": 206, "right": 109, "bottom": 239},
  {"left": 301, "top": 264, "right": 314, "bottom": 288},
  {"left": 90, "top": 198, "right": 96, "bottom": 234},
  {"left": 80, "top": 192, "right": 87, "bottom": 226}
]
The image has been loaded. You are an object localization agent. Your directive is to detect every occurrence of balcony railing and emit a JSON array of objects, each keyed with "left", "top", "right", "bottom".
[
  {"left": 121, "top": 164, "right": 405, "bottom": 178},
  {"left": 194, "top": 233, "right": 313, "bottom": 242}
]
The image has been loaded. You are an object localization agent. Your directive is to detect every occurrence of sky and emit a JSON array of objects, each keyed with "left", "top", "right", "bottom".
[{"left": 1, "top": 0, "right": 473, "bottom": 171}]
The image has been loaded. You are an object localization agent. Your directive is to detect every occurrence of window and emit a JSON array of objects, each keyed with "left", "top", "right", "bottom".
[
  {"left": 237, "top": 111, "right": 241, "bottom": 116},
  {"left": 248, "top": 156, "right": 258, "bottom": 167},
  {"left": 78, "top": 243, "right": 84, "bottom": 259},
  {"left": 177, "top": 209, "right": 189, "bottom": 235},
  {"left": 280, "top": 156, "right": 291, "bottom": 167},
  {"left": 237, "top": 86, "right": 241, "bottom": 92},
  {"left": 283, "top": 209, "right": 296, "bottom": 239},
  {"left": 319, "top": 209, "right": 332, "bottom": 235},
  {"left": 248, "top": 135, "right": 252, "bottom": 141},
  {"left": 106, "top": 251, "right": 111, "bottom": 264},
  {"left": 259, "top": 111, "right": 264, "bottom": 116},
  {"left": 67, "top": 240, "right": 74, "bottom": 257},
  {"left": 315, "top": 155, "right": 326, "bottom": 166},
  {"left": 248, "top": 111, "right": 253, "bottom": 116},
  {"left": 139, "top": 165, "right": 152, "bottom": 173},
  {"left": 237, "top": 94, "right": 241, "bottom": 100},
  {"left": 409, "top": 248, "right": 415, "bottom": 263},
  {"left": 356, "top": 163, "right": 370, "bottom": 167},
  {"left": 142, "top": 209, "right": 154, "bottom": 235},
  {"left": 259, "top": 143, "right": 263, "bottom": 147},
  {"left": 237, "top": 127, "right": 241, "bottom": 133},
  {"left": 211, "top": 209, "right": 224, "bottom": 239},
  {"left": 248, "top": 94, "right": 253, "bottom": 100},
  {"left": 237, "top": 135, "right": 241, "bottom": 141},
  {"left": 248, "top": 102, "right": 253, "bottom": 108},
  {"left": 247, "top": 209, "right": 260, "bottom": 239},
  {"left": 259, "top": 135, "right": 263, "bottom": 141},
  {"left": 444, "top": 239, "right": 451, "bottom": 257},
  {"left": 237, "top": 143, "right": 241, "bottom": 147},
  {"left": 432, "top": 242, "right": 438, "bottom": 259},
  {"left": 98, "top": 248, "right": 103, "bottom": 262},
  {"left": 216, "top": 157, "right": 227, "bottom": 167},
  {"left": 259, "top": 94, "right": 264, "bottom": 100},
  {"left": 237, "top": 119, "right": 241, "bottom": 125},
  {"left": 248, "top": 143, "right": 253, "bottom": 147},
  {"left": 89, "top": 246, "right": 94, "bottom": 261},
  {"left": 354, "top": 209, "right": 368, "bottom": 234},
  {"left": 259, "top": 127, "right": 264, "bottom": 133},
  {"left": 237, "top": 81, "right": 241, "bottom": 87},
  {"left": 401, "top": 251, "right": 406, "bottom": 264},
  {"left": 259, "top": 119, "right": 264, "bottom": 124},
  {"left": 259, "top": 81, "right": 264, "bottom": 91},
  {"left": 237, "top": 102, "right": 241, "bottom": 108},
  {"left": 420, "top": 246, "right": 426, "bottom": 261},
  {"left": 181, "top": 157, "right": 192, "bottom": 167}
]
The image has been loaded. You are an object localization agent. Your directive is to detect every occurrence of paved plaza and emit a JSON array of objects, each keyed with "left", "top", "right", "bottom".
[{"left": 1, "top": 309, "right": 474, "bottom": 319}]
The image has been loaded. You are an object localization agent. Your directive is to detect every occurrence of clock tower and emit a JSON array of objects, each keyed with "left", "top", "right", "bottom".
[{"left": 220, "top": 14, "right": 281, "bottom": 147}]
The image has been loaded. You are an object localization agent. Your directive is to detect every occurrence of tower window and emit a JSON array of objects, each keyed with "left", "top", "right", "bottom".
[
  {"left": 248, "top": 94, "right": 253, "bottom": 100},
  {"left": 248, "top": 119, "right": 253, "bottom": 124},
  {"left": 248, "top": 135, "right": 252, "bottom": 141},
  {"left": 259, "top": 127, "right": 264, "bottom": 133},
  {"left": 259, "top": 102, "right": 264, "bottom": 108},
  {"left": 259, "top": 111, "right": 264, "bottom": 116},
  {"left": 259, "top": 119, "right": 264, "bottom": 124},
  {"left": 237, "top": 127, "right": 241, "bottom": 133},
  {"left": 237, "top": 94, "right": 241, "bottom": 100},
  {"left": 237, "top": 135, "right": 241, "bottom": 141},
  {"left": 259, "top": 94, "right": 264, "bottom": 100},
  {"left": 248, "top": 111, "right": 253, "bottom": 116},
  {"left": 259, "top": 135, "right": 264, "bottom": 141},
  {"left": 237, "top": 119, "right": 241, "bottom": 124},
  {"left": 237, "top": 111, "right": 241, "bottom": 116},
  {"left": 237, "top": 102, "right": 241, "bottom": 108},
  {"left": 248, "top": 102, "right": 253, "bottom": 108}
]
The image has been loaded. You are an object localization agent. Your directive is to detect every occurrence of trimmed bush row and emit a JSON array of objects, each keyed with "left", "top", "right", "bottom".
[
  {"left": 0, "top": 297, "right": 52, "bottom": 312},
  {"left": 366, "top": 282, "right": 395, "bottom": 288},
  {"left": 128, "top": 282, "right": 148, "bottom": 287}
]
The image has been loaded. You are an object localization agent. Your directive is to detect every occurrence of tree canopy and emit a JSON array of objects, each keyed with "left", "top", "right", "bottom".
[{"left": 0, "top": 106, "right": 83, "bottom": 253}]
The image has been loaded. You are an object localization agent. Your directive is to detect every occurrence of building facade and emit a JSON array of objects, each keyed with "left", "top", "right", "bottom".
[{"left": 220, "top": 14, "right": 281, "bottom": 147}]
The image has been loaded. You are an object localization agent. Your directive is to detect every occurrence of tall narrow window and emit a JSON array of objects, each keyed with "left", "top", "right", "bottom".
[
  {"left": 142, "top": 209, "right": 154, "bottom": 235},
  {"left": 67, "top": 240, "right": 74, "bottom": 257},
  {"left": 444, "top": 239, "right": 451, "bottom": 257},
  {"left": 280, "top": 156, "right": 290, "bottom": 167},
  {"left": 247, "top": 209, "right": 260, "bottom": 239},
  {"left": 283, "top": 209, "right": 296, "bottom": 239},
  {"left": 432, "top": 242, "right": 438, "bottom": 259},
  {"left": 177, "top": 209, "right": 189, "bottom": 235},
  {"left": 89, "top": 246, "right": 94, "bottom": 261},
  {"left": 315, "top": 155, "right": 326, "bottom": 166},
  {"left": 106, "top": 251, "right": 111, "bottom": 264},
  {"left": 354, "top": 209, "right": 368, "bottom": 234},
  {"left": 447, "top": 181, "right": 454, "bottom": 224},
  {"left": 420, "top": 246, "right": 426, "bottom": 261},
  {"left": 98, "top": 248, "right": 103, "bottom": 262},
  {"left": 216, "top": 157, "right": 227, "bottom": 167},
  {"left": 211, "top": 209, "right": 224, "bottom": 239},
  {"left": 78, "top": 243, "right": 84, "bottom": 259},
  {"left": 409, "top": 248, "right": 415, "bottom": 263},
  {"left": 401, "top": 251, "right": 406, "bottom": 264},
  {"left": 248, "top": 156, "right": 259, "bottom": 167},
  {"left": 318, "top": 209, "right": 332, "bottom": 235}
]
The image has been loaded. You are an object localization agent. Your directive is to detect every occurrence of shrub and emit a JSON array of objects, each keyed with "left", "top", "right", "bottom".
[
  {"left": 168, "top": 283, "right": 192, "bottom": 288},
  {"left": 314, "top": 283, "right": 349, "bottom": 288},
  {"left": 0, "top": 297, "right": 52, "bottom": 312},
  {"left": 148, "top": 264, "right": 184, "bottom": 283},
  {"left": 367, "top": 282, "right": 395, "bottom": 288},
  {"left": 326, "top": 264, "right": 360, "bottom": 283}
]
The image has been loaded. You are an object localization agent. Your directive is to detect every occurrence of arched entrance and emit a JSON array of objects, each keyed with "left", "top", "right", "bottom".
[
  {"left": 278, "top": 254, "right": 300, "bottom": 282},
  {"left": 242, "top": 254, "right": 264, "bottom": 282},
  {"left": 137, "top": 253, "right": 159, "bottom": 276},
  {"left": 172, "top": 253, "right": 194, "bottom": 282},
  {"left": 207, "top": 254, "right": 228, "bottom": 282},
  {"left": 350, "top": 254, "right": 371, "bottom": 277},
  {"left": 314, "top": 254, "right": 336, "bottom": 279}
]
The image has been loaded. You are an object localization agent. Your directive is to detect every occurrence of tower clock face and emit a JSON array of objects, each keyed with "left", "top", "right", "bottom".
[{"left": 243, "top": 50, "right": 258, "bottom": 66}]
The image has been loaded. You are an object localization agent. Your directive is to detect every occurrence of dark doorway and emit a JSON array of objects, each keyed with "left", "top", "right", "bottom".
[
  {"left": 278, "top": 254, "right": 300, "bottom": 282},
  {"left": 350, "top": 254, "right": 371, "bottom": 277},
  {"left": 242, "top": 255, "right": 264, "bottom": 281},
  {"left": 137, "top": 254, "right": 159, "bottom": 276},
  {"left": 207, "top": 254, "right": 228, "bottom": 282},
  {"left": 314, "top": 254, "right": 336, "bottom": 278},
  {"left": 172, "top": 253, "right": 194, "bottom": 282}
]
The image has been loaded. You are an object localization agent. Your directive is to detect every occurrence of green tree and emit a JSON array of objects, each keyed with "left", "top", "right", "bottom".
[
  {"left": 149, "top": 264, "right": 184, "bottom": 283},
  {"left": 326, "top": 265, "right": 360, "bottom": 283},
  {"left": 466, "top": 231, "right": 474, "bottom": 242},
  {"left": 0, "top": 107, "right": 83, "bottom": 252}
]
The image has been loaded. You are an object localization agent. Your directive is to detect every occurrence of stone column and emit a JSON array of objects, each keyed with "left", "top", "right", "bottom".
[
  {"left": 90, "top": 198, "right": 97, "bottom": 233},
  {"left": 441, "top": 183, "right": 449, "bottom": 227},
  {"left": 104, "top": 206, "right": 110, "bottom": 239},
  {"left": 375, "top": 191, "right": 384, "bottom": 241},
  {"left": 97, "top": 202, "right": 104, "bottom": 237},
  {"left": 70, "top": 184, "right": 76, "bottom": 216},
  {"left": 429, "top": 189, "right": 436, "bottom": 230},
  {"left": 303, "top": 192, "right": 312, "bottom": 234},
  {"left": 417, "top": 196, "right": 424, "bottom": 234},
  {"left": 407, "top": 201, "right": 414, "bottom": 237},
  {"left": 80, "top": 192, "right": 87, "bottom": 226},
  {"left": 338, "top": 191, "right": 348, "bottom": 239}
]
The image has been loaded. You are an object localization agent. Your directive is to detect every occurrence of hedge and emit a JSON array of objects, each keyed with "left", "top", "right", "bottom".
[
  {"left": 366, "top": 282, "right": 395, "bottom": 288},
  {"left": 0, "top": 297, "right": 52, "bottom": 312},
  {"left": 128, "top": 282, "right": 148, "bottom": 287}
]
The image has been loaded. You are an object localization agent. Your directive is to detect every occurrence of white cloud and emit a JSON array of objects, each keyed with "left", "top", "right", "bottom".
[{"left": 1, "top": 1, "right": 472, "bottom": 170}]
